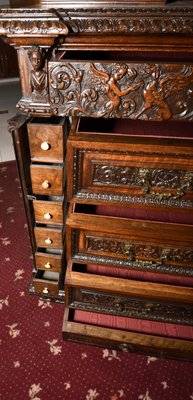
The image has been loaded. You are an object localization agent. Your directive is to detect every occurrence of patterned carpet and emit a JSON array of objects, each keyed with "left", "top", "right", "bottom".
[{"left": 1, "top": 161, "right": 193, "bottom": 400}]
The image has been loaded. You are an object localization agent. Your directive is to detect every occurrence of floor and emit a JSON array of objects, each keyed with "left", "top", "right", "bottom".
[{"left": 0, "top": 78, "right": 21, "bottom": 162}]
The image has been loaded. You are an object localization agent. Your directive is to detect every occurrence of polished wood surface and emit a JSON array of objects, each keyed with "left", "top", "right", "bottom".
[{"left": 2, "top": 2, "right": 193, "bottom": 359}]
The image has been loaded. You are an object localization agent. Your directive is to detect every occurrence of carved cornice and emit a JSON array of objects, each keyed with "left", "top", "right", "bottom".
[
  {"left": 0, "top": 20, "right": 68, "bottom": 36},
  {"left": 0, "top": 7, "right": 193, "bottom": 36}
]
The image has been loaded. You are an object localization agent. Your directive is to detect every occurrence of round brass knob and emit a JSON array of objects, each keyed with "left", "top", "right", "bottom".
[
  {"left": 43, "top": 287, "right": 49, "bottom": 294},
  {"left": 44, "top": 212, "right": 52, "bottom": 220},
  {"left": 45, "top": 262, "right": 52, "bottom": 269},
  {"left": 41, "top": 141, "right": 50, "bottom": 151},
  {"left": 42, "top": 180, "right": 50, "bottom": 189},
  {"left": 45, "top": 238, "right": 52, "bottom": 245}
]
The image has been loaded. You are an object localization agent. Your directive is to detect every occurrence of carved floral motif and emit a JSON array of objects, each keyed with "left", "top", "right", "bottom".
[
  {"left": 87, "top": 236, "right": 193, "bottom": 265},
  {"left": 49, "top": 62, "right": 193, "bottom": 120},
  {"left": 93, "top": 165, "right": 193, "bottom": 198},
  {"left": 68, "top": 288, "right": 193, "bottom": 324}
]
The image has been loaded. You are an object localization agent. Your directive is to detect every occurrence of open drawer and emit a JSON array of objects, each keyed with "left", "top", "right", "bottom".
[
  {"left": 31, "top": 270, "right": 65, "bottom": 301},
  {"left": 65, "top": 261, "right": 193, "bottom": 325},
  {"left": 62, "top": 308, "right": 193, "bottom": 361},
  {"left": 66, "top": 203, "right": 193, "bottom": 277},
  {"left": 67, "top": 118, "right": 193, "bottom": 208}
]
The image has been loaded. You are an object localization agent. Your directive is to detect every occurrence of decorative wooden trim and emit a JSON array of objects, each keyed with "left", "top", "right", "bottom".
[
  {"left": 68, "top": 288, "right": 193, "bottom": 325},
  {"left": 49, "top": 62, "right": 193, "bottom": 120}
]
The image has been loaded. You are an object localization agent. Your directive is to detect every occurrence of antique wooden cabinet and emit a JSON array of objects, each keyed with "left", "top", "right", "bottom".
[{"left": 1, "top": 1, "right": 193, "bottom": 360}]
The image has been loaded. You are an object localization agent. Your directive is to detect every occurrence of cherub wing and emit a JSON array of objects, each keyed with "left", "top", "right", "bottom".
[
  {"left": 90, "top": 63, "right": 109, "bottom": 84},
  {"left": 159, "top": 66, "right": 193, "bottom": 99}
]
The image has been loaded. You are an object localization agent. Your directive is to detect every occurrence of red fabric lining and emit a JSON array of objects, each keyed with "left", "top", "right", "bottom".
[{"left": 74, "top": 310, "right": 193, "bottom": 340}]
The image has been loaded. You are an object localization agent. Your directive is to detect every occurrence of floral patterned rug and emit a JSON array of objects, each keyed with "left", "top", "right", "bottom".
[{"left": 1, "top": 161, "right": 193, "bottom": 400}]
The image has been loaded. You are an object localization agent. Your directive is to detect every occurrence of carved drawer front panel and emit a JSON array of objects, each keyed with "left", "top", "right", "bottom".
[
  {"left": 49, "top": 61, "right": 193, "bottom": 121},
  {"left": 66, "top": 208, "right": 193, "bottom": 276},
  {"left": 67, "top": 286, "right": 193, "bottom": 325},
  {"left": 63, "top": 308, "right": 193, "bottom": 360},
  {"left": 30, "top": 164, "right": 63, "bottom": 196},
  {"left": 27, "top": 117, "right": 66, "bottom": 163},
  {"left": 33, "top": 200, "right": 63, "bottom": 225},
  {"left": 34, "top": 226, "right": 63, "bottom": 250},
  {"left": 35, "top": 252, "right": 62, "bottom": 272},
  {"left": 67, "top": 132, "right": 193, "bottom": 208}
]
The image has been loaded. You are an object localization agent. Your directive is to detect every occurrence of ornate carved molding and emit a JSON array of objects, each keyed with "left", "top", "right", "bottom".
[
  {"left": 0, "top": 12, "right": 68, "bottom": 35},
  {"left": 49, "top": 62, "right": 193, "bottom": 120},
  {"left": 93, "top": 165, "right": 193, "bottom": 199},
  {"left": 72, "top": 149, "right": 193, "bottom": 208},
  {"left": 86, "top": 235, "right": 193, "bottom": 265},
  {"left": 1, "top": 7, "right": 193, "bottom": 35},
  {"left": 72, "top": 16, "right": 193, "bottom": 35},
  {"left": 72, "top": 253, "right": 193, "bottom": 277},
  {"left": 68, "top": 288, "right": 193, "bottom": 325}
]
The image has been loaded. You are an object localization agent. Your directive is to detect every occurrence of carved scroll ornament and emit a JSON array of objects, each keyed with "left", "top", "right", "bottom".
[
  {"left": 87, "top": 235, "right": 193, "bottom": 265},
  {"left": 69, "top": 288, "right": 193, "bottom": 325},
  {"left": 49, "top": 62, "right": 193, "bottom": 120},
  {"left": 93, "top": 165, "right": 193, "bottom": 199}
]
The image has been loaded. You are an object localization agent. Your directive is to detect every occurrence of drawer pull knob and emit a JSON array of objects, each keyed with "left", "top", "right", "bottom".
[
  {"left": 44, "top": 212, "right": 52, "bottom": 220},
  {"left": 42, "top": 180, "right": 50, "bottom": 189},
  {"left": 41, "top": 142, "right": 50, "bottom": 151},
  {"left": 45, "top": 262, "right": 52, "bottom": 269},
  {"left": 43, "top": 287, "right": 49, "bottom": 294},
  {"left": 45, "top": 237, "right": 53, "bottom": 245}
]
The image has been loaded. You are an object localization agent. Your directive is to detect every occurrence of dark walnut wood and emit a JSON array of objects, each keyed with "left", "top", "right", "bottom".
[
  {"left": 49, "top": 61, "right": 193, "bottom": 120},
  {"left": 2, "top": 3, "right": 193, "bottom": 360}
]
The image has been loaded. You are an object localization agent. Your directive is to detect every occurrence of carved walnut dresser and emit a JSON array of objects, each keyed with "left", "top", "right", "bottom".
[{"left": 1, "top": 0, "right": 193, "bottom": 361}]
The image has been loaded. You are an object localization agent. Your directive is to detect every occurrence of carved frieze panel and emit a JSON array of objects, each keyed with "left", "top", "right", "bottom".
[
  {"left": 86, "top": 235, "right": 193, "bottom": 265},
  {"left": 72, "top": 148, "right": 193, "bottom": 208},
  {"left": 71, "top": 228, "right": 193, "bottom": 276},
  {"left": 49, "top": 62, "right": 193, "bottom": 120},
  {"left": 93, "top": 165, "right": 193, "bottom": 198},
  {"left": 68, "top": 288, "right": 193, "bottom": 325}
]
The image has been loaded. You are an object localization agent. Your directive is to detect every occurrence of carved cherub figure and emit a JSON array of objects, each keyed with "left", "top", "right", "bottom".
[
  {"left": 28, "top": 46, "right": 48, "bottom": 101},
  {"left": 90, "top": 63, "right": 140, "bottom": 115}
]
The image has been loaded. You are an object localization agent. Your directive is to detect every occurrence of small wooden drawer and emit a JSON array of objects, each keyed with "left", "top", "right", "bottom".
[
  {"left": 30, "top": 164, "right": 63, "bottom": 196},
  {"left": 67, "top": 118, "right": 193, "bottom": 209},
  {"left": 35, "top": 252, "right": 62, "bottom": 272},
  {"left": 33, "top": 270, "right": 59, "bottom": 297},
  {"left": 65, "top": 264, "right": 193, "bottom": 325},
  {"left": 66, "top": 204, "right": 193, "bottom": 277},
  {"left": 63, "top": 308, "right": 193, "bottom": 361},
  {"left": 34, "top": 226, "right": 63, "bottom": 249},
  {"left": 27, "top": 117, "right": 66, "bottom": 163},
  {"left": 33, "top": 200, "right": 63, "bottom": 225}
]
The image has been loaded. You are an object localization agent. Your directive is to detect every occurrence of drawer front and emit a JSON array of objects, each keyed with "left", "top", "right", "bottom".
[
  {"left": 35, "top": 252, "right": 62, "bottom": 272},
  {"left": 49, "top": 61, "right": 193, "bottom": 121},
  {"left": 27, "top": 118, "right": 66, "bottom": 162},
  {"left": 67, "top": 286, "right": 193, "bottom": 325},
  {"left": 33, "top": 200, "right": 63, "bottom": 225},
  {"left": 33, "top": 277, "right": 59, "bottom": 297},
  {"left": 67, "top": 137, "right": 193, "bottom": 208},
  {"left": 30, "top": 165, "right": 63, "bottom": 196},
  {"left": 67, "top": 211, "right": 193, "bottom": 276},
  {"left": 34, "top": 226, "right": 63, "bottom": 249}
]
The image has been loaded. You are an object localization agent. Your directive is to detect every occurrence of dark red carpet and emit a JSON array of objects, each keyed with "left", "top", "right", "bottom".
[{"left": 1, "top": 161, "right": 193, "bottom": 400}]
